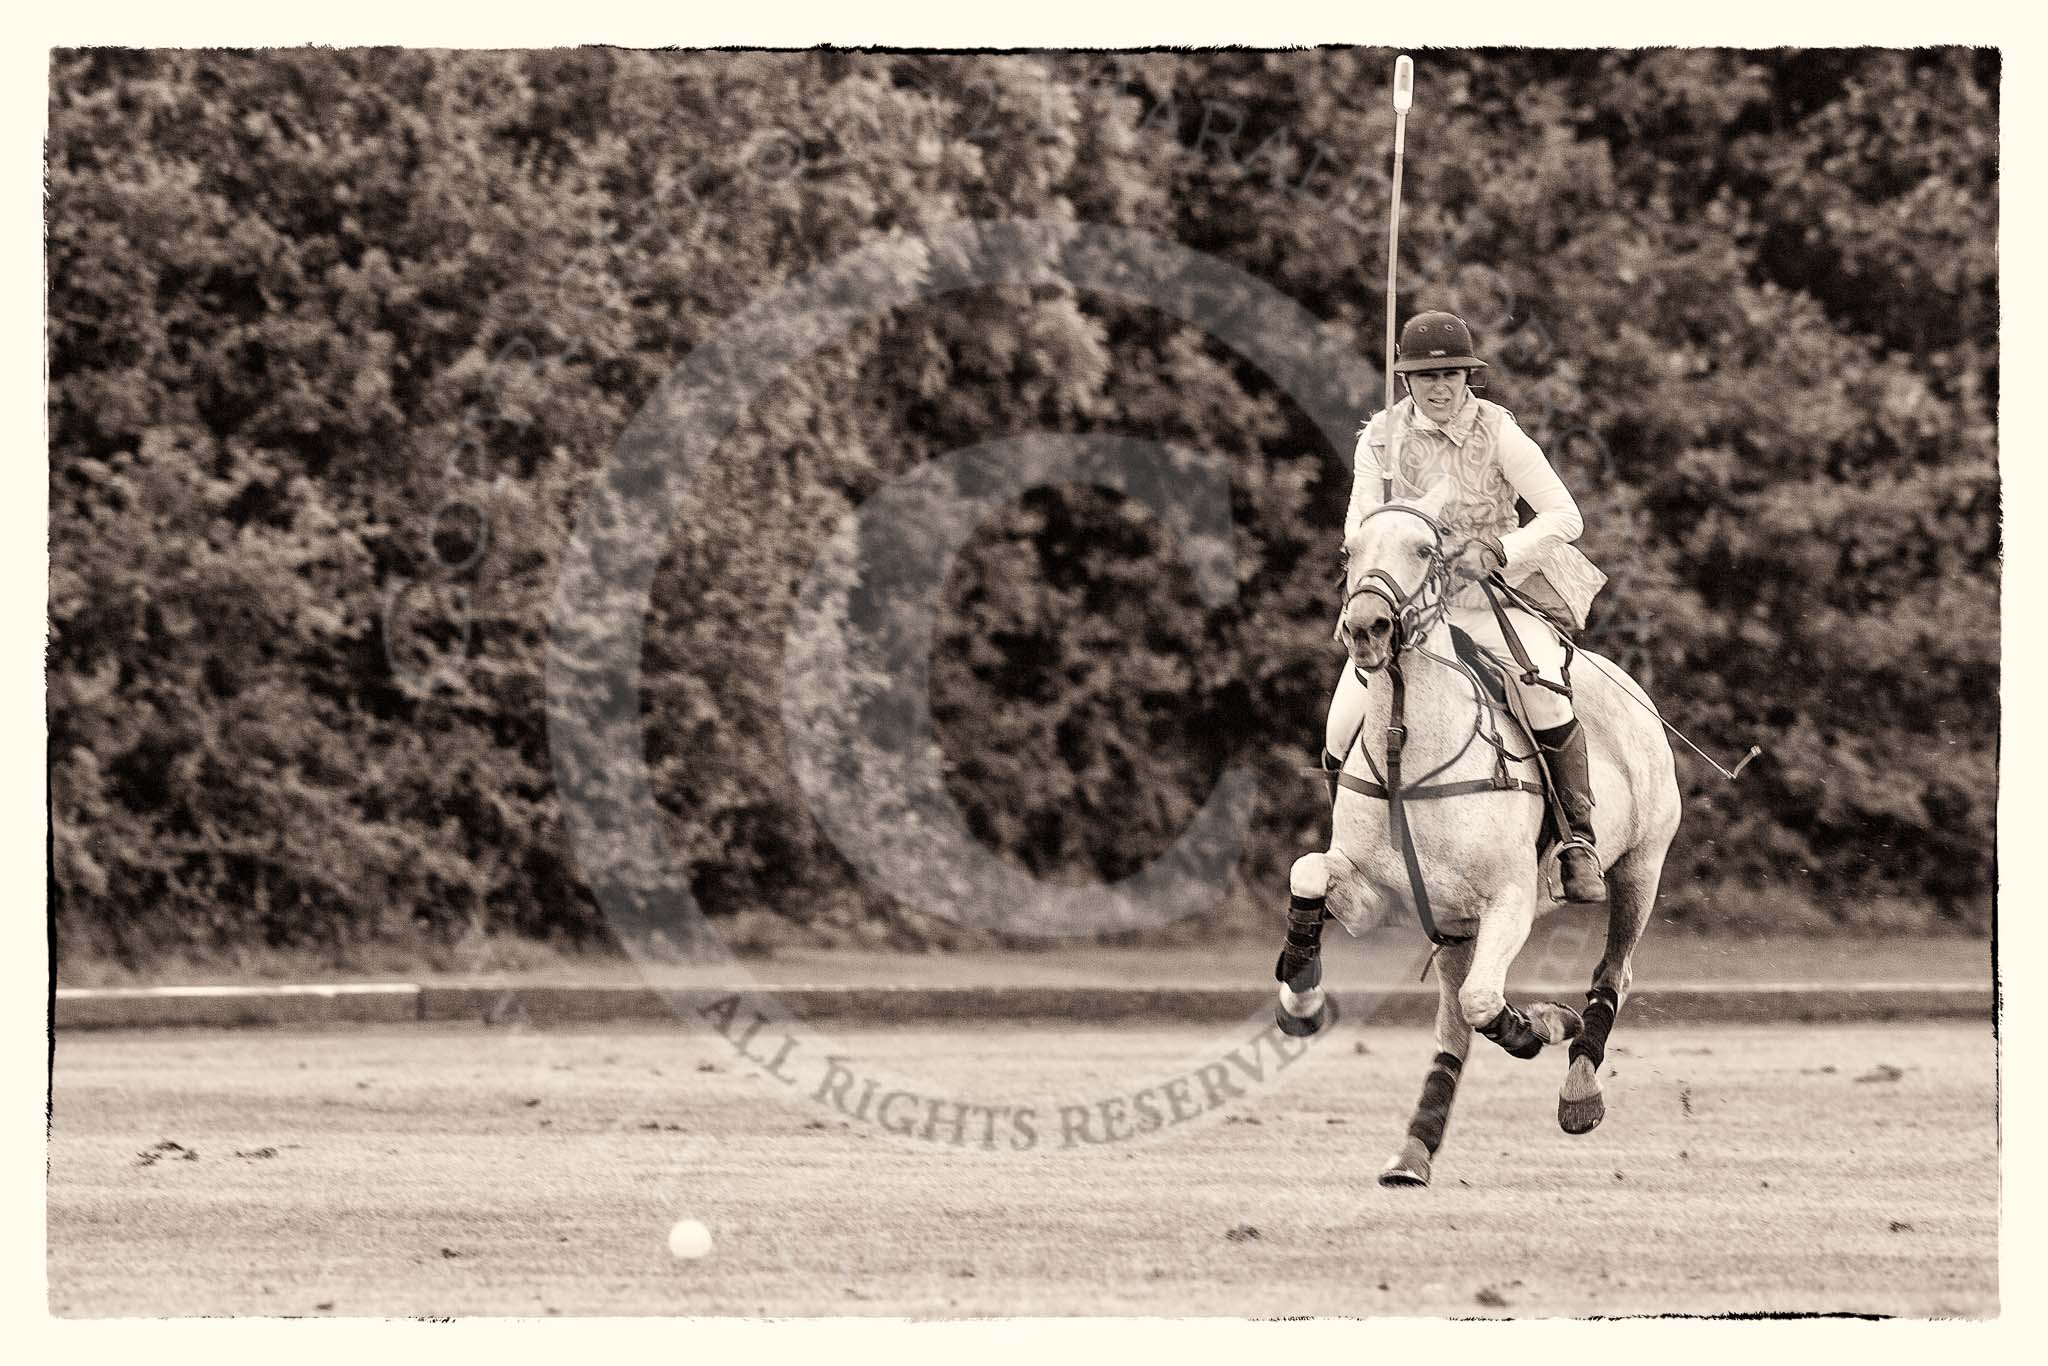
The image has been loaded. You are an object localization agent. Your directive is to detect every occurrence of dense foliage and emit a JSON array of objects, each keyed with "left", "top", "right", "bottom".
[{"left": 48, "top": 48, "right": 1998, "bottom": 966}]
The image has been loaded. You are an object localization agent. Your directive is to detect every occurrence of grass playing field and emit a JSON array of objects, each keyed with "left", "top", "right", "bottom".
[{"left": 48, "top": 1019, "right": 1996, "bottom": 1318}]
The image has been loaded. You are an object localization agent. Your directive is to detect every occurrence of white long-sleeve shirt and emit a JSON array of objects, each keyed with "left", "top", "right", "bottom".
[{"left": 1346, "top": 392, "right": 1606, "bottom": 626}]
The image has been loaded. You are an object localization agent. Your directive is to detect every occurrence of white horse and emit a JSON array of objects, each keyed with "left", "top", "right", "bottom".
[{"left": 1275, "top": 479, "right": 1682, "bottom": 1187}]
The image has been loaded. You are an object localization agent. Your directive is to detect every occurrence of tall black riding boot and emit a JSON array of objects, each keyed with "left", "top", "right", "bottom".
[{"left": 1533, "top": 718, "right": 1607, "bottom": 903}]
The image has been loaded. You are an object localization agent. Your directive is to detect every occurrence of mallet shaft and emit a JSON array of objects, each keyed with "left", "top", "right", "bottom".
[{"left": 1384, "top": 55, "right": 1412, "bottom": 422}]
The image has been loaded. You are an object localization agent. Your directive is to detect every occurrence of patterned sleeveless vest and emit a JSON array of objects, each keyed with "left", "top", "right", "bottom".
[{"left": 1364, "top": 395, "right": 1607, "bottom": 628}]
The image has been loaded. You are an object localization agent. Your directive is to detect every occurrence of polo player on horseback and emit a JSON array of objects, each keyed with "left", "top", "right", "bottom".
[{"left": 1325, "top": 309, "right": 1610, "bottom": 902}]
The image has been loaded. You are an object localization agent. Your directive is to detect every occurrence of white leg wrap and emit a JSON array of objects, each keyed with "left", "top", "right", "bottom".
[
  {"left": 1278, "top": 982, "right": 1326, "bottom": 1018},
  {"left": 1289, "top": 853, "right": 1330, "bottom": 900}
]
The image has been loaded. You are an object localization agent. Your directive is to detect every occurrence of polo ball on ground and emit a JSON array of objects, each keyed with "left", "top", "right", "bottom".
[{"left": 667, "top": 1219, "right": 713, "bottom": 1259}]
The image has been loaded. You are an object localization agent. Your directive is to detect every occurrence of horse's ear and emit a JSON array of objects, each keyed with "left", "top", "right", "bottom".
[{"left": 1414, "top": 477, "right": 1453, "bottom": 520}]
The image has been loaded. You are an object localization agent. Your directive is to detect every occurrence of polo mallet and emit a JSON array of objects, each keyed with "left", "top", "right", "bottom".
[
  {"left": 1688, "top": 737, "right": 1763, "bottom": 782},
  {"left": 1377, "top": 53, "right": 1758, "bottom": 789},
  {"left": 1384, "top": 54, "right": 1413, "bottom": 423},
  {"left": 1571, "top": 649, "right": 1765, "bottom": 781}
]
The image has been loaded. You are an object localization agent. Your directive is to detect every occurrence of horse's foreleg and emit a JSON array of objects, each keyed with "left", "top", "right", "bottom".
[
  {"left": 1462, "top": 892, "right": 1582, "bottom": 1059},
  {"left": 1275, "top": 852, "right": 1337, "bottom": 1037},
  {"left": 1460, "top": 894, "right": 1539, "bottom": 1055},
  {"left": 1381, "top": 942, "right": 1473, "bottom": 1188},
  {"left": 1561, "top": 844, "right": 1664, "bottom": 1134}
]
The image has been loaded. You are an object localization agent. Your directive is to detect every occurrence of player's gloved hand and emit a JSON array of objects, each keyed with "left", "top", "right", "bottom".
[{"left": 1449, "top": 535, "right": 1506, "bottom": 584}]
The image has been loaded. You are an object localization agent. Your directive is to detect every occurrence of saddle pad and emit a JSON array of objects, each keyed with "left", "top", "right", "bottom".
[{"left": 1448, "top": 625, "right": 1563, "bottom": 853}]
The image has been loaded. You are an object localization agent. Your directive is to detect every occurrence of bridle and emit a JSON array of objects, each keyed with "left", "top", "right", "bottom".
[{"left": 1341, "top": 503, "right": 1454, "bottom": 667}]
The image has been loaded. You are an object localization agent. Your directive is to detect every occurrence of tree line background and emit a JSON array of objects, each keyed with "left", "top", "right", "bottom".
[{"left": 47, "top": 48, "right": 1998, "bottom": 969}]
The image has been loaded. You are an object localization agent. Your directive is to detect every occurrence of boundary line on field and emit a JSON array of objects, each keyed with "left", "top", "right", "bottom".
[{"left": 52, "top": 980, "right": 1994, "bottom": 1030}]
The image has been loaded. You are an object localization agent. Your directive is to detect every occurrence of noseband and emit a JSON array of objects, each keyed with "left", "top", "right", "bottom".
[{"left": 1343, "top": 504, "right": 1453, "bottom": 665}]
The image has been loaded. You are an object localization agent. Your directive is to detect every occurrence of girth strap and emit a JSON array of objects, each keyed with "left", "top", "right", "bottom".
[{"left": 1337, "top": 771, "right": 1545, "bottom": 802}]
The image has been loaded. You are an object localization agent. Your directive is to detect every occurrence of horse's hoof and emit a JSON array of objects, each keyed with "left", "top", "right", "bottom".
[
  {"left": 1276, "top": 984, "right": 1336, "bottom": 1038},
  {"left": 1527, "top": 1001, "right": 1584, "bottom": 1047},
  {"left": 1558, "top": 1055, "right": 1605, "bottom": 1134},
  {"left": 1558, "top": 1092, "right": 1605, "bottom": 1134},
  {"left": 1378, "top": 1137, "right": 1433, "bottom": 1188}
]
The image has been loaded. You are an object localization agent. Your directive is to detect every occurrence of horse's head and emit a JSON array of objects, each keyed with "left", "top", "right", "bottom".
[{"left": 1340, "top": 478, "right": 1454, "bottom": 671}]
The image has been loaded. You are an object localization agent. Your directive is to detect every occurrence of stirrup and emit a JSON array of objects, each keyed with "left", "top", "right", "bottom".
[{"left": 1554, "top": 838, "right": 1606, "bottom": 901}]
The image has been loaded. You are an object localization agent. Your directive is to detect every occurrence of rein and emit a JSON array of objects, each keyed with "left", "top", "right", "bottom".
[{"left": 1479, "top": 575, "right": 1575, "bottom": 698}]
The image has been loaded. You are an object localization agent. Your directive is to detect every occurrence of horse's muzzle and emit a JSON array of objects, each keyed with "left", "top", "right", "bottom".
[{"left": 1347, "top": 596, "right": 1396, "bottom": 670}]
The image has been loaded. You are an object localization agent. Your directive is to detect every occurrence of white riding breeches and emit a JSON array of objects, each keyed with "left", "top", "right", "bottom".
[{"left": 1324, "top": 603, "right": 1576, "bottom": 759}]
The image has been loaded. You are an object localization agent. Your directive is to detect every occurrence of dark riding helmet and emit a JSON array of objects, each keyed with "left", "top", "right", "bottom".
[{"left": 1392, "top": 311, "right": 1489, "bottom": 375}]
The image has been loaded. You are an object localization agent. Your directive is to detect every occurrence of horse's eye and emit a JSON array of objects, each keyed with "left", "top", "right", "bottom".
[{"left": 1416, "top": 545, "right": 1433, "bottom": 560}]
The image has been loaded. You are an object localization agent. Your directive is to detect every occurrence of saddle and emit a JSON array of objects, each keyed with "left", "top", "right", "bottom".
[
  {"left": 1449, "top": 624, "right": 1510, "bottom": 708},
  {"left": 1448, "top": 623, "right": 1562, "bottom": 850}
]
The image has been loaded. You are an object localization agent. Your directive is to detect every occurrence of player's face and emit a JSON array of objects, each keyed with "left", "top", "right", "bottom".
[{"left": 1405, "top": 368, "right": 1469, "bottom": 423}]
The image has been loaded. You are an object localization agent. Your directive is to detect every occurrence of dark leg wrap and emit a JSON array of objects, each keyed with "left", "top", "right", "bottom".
[
  {"left": 1406, "top": 1051, "right": 1464, "bottom": 1155},
  {"left": 1569, "top": 985, "right": 1620, "bottom": 1069},
  {"left": 1274, "top": 894, "right": 1328, "bottom": 992},
  {"left": 1479, "top": 1003, "right": 1546, "bottom": 1060}
]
